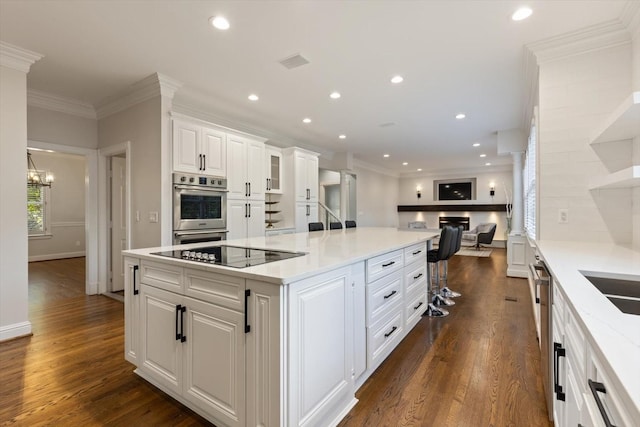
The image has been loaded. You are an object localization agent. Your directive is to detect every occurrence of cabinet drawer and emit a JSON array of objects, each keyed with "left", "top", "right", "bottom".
[
  {"left": 184, "top": 268, "right": 245, "bottom": 311},
  {"left": 403, "top": 242, "right": 426, "bottom": 266},
  {"left": 367, "top": 310, "right": 403, "bottom": 372},
  {"left": 405, "top": 287, "right": 427, "bottom": 329},
  {"left": 404, "top": 262, "right": 427, "bottom": 296},
  {"left": 564, "top": 306, "right": 585, "bottom": 379},
  {"left": 366, "top": 270, "right": 403, "bottom": 326},
  {"left": 552, "top": 281, "right": 565, "bottom": 326},
  {"left": 141, "top": 260, "right": 183, "bottom": 293},
  {"left": 366, "top": 249, "right": 403, "bottom": 283}
]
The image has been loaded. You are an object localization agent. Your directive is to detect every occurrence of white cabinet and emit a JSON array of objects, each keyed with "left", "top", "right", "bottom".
[
  {"left": 227, "top": 134, "right": 265, "bottom": 200},
  {"left": 124, "top": 256, "right": 140, "bottom": 365},
  {"left": 227, "top": 199, "right": 265, "bottom": 240},
  {"left": 173, "top": 119, "right": 226, "bottom": 177},
  {"left": 294, "top": 201, "right": 318, "bottom": 233},
  {"left": 265, "top": 146, "right": 282, "bottom": 194},
  {"left": 293, "top": 149, "right": 319, "bottom": 203}
]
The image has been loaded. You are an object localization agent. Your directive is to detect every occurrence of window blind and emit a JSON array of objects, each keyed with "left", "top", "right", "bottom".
[{"left": 524, "top": 121, "right": 536, "bottom": 240}]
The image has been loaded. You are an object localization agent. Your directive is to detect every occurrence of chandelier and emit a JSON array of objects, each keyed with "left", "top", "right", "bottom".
[{"left": 27, "top": 151, "right": 53, "bottom": 187}]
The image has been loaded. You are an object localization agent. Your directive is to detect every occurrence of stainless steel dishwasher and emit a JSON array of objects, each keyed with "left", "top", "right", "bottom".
[{"left": 530, "top": 257, "right": 553, "bottom": 421}]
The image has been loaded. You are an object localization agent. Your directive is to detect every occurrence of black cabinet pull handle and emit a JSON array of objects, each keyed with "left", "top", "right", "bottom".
[
  {"left": 180, "top": 306, "right": 186, "bottom": 343},
  {"left": 248, "top": 182, "right": 251, "bottom": 195},
  {"left": 384, "top": 326, "right": 397, "bottom": 338},
  {"left": 553, "top": 342, "right": 566, "bottom": 401},
  {"left": 248, "top": 203, "right": 251, "bottom": 218},
  {"left": 245, "top": 182, "right": 249, "bottom": 197},
  {"left": 202, "top": 154, "right": 206, "bottom": 170},
  {"left": 245, "top": 203, "right": 249, "bottom": 218},
  {"left": 413, "top": 273, "right": 423, "bottom": 280},
  {"left": 244, "top": 289, "right": 251, "bottom": 333},
  {"left": 412, "top": 250, "right": 422, "bottom": 255},
  {"left": 414, "top": 301, "right": 424, "bottom": 310},
  {"left": 175, "top": 304, "right": 182, "bottom": 341},
  {"left": 382, "top": 261, "right": 395, "bottom": 268},
  {"left": 589, "top": 380, "right": 615, "bottom": 427},
  {"left": 132, "top": 265, "right": 139, "bottom": 295},
  {"left": 383, "top": 290, "right": 397, "bottom": 299}
]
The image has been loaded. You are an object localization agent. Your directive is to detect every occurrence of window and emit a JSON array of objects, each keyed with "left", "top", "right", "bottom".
[
  {"left": 27, "top": 183, "right": 50, "bottom": 236},
  {"left": 524, "top": 114, "right": 537, "bottom": 240}
]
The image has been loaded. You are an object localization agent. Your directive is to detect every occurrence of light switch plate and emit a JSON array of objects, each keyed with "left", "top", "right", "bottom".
[
  {"left": 149, "top": 211, "right": 159, "bottom": 223},
  {"left": 558, "top": 208, "right": 568, "bottom": 224}
]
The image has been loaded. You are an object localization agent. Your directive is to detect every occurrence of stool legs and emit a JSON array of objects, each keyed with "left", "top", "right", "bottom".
[
  {"left": 424, "top": 260, "right": 449, "bottom": 317},
  {"left": 440, "top": 259, "right": 461, "bottom": 298},
  {"left": 432, "top": 260, "right": 455, "bottom": 307}
]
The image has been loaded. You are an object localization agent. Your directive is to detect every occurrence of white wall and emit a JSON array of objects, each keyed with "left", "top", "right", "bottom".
[
  {"left": 397, "top": 169, "right": 512, "bottom": 239},
  {"left": 0, "top": 63, "right": 31, "bottom": 340},
  {"left": 28, "top": 106, "right": 98, "bottom": 149},
  {"left": 538, "top": 44, "right": 633, "bottom": 244},
  {"left": 353, "top": 162, "right": 399, "bottom": 227},
  {"left": 28, "top": 151, "right": 86, "bottom": 261},
  {"left": 98, "top": 97, "right": 162, "bottom": 249}
]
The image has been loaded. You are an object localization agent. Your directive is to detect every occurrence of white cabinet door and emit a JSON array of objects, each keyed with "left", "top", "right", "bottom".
[
  {"left": 287, "top": 266, "right": 354, "bottom": 427},
  {"left": 265, "top": 147, "right": 282, "bottom": 194},
  {"left": 226, "top": 135, "right": 248, "bottom": 199},
  {"left": 227, "top": 199, "right": 248, "bottom": 240},
  {"left": 183, "top": 296, "right": 245, "bottom": 427},
  {"left": 201, "top": 127, "right": 226, "bottom": 177},
  {"left": 247, "top": 200, "right": 265, "bottom": 238},
  {"left": 246, "top": 139, "right": 265, "bottom": 199},
  {"left": 294, "top": 152, "right": 308, "bottom": 202},
  {"left": 306, "top": 154, "right": 319, "bottom": 202},
  {"left": 124, "top": 257, "right": 140, "bottom": 365},
  {"left": 173, "top": 119, "right": 200, "bottom": 174},
  {"left": 139, "top": 284, "right": 183, "bottom": 395}
]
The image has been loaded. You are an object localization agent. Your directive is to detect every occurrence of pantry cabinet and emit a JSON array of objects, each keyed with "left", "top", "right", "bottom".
[{"left": 282, "top": 147, "right": 320, "bottom": 232}]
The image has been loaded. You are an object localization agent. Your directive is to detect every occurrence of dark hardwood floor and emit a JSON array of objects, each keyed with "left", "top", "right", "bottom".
[{"left": 0, "top": 251, "right": 551, "bottom": 426}]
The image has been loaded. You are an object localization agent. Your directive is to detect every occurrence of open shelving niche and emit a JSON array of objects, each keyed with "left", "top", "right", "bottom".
[
  {"left": 588, "top": 91, "right": 640, "bottom": 190},
  {"left": 265, "top": 193, "right": 281, "bottom": 229}
]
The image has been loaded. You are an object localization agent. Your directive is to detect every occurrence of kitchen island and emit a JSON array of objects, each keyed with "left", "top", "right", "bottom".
[{"left": 123, "top": 227, "right": 439, "bottom": 427}]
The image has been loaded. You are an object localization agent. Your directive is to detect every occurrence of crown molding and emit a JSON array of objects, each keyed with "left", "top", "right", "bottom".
[
  {"left": 96, "top": 72, "right": 182, "bottom": 119},
  {"left": 399, "top": 163, "right": 512, "bottom": 180},
  {"left": 526, "top": 3, "right": 638, "bottom": 65},
  {"left": 0, "top": 41, "right": 42, "bottom": 73},
  {"left": 27, "top": 89, "right": 96, "bottom": 119}
]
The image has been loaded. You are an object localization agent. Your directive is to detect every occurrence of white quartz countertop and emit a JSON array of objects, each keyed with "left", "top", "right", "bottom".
[
  {"left": 536, "top": 240, "right": 640, "bottom": 416},
  {"left": 123, "top": 227, "right": 439, "bottom": 285}
]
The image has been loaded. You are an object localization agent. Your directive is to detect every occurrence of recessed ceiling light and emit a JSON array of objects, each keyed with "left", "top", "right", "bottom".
[
  {"left": 329, "top": 91, "right": 341, "bottom": 99},
  {"left": 248, "top": 94, "right": 259, "bottom": 101},
  {"left": 473, "top": 143, "right": 480, "bottom": 147},
  {"left": 480, "top": 154, "right": 487, "bottom": 158},
  {"left": 485, "top": 162, "right": 492, "bottom": 166},
  {"left": 417, "top": 168, "right": 422, "bottom": 172},
  {"left": 455, "top": 113, "right": 466, "bottom": 120},
  {"left": 383, "top": 154, "right": 390, "bottom": 158},
  {"left": 402, "top": 162, "right": 408, "bottom": 166},
  {"left": 338, "top": 134, "right": 346, "bottom": 139},
  {"left": 210, "top": 16, "right": 230, "bottom": 30},
  {"left": 512, "top": 7, "right": 533, "bottom": 21},
  {"left": 391, "top": 75, "right": 404, "bottom": 84},
  {"left": 302, "top": 118, "right": 311, "bottom": 124}
]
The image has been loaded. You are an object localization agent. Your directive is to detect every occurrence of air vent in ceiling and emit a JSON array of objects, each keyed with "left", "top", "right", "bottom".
[
  {"left": 279, "top": 53, "right": 309, "bottom": 69},
  {"left": 379, "top": 122, "right": 396, "bottom": 128}
]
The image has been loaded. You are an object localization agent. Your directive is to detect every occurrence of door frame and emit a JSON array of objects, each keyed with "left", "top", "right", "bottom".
[
  {"left": 98, "top": 141, "right": 132, "bottom": 295},
  {"left": 27, "top": 139, "right": 99, "bottom": 294}
]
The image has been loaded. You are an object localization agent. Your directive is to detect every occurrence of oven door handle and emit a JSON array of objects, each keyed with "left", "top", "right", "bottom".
[{"left": 174, "top": 184, "right": 228, "bottom": 192}]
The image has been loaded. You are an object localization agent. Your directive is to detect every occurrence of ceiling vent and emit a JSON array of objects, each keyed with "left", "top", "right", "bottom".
[
  {"left": 379, "top": 122, "right": 396, "bottom": 128},
  {"left": 279, "top": 53, "right": 309, "bottom": 69}
]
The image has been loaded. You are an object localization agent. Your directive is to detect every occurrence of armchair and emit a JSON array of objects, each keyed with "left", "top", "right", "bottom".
[{"left": 462, "top": 223, "right": 497, "bottom": 249}]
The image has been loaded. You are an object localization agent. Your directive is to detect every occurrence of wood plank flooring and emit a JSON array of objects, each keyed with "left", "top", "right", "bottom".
[{"left": 0, "top": 251, "right": 551, "bottom": 426}]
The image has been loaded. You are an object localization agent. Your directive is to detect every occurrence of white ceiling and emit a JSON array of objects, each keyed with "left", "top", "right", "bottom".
[{"left": 0, "top": 0, "right": 632, "bottom": 175}]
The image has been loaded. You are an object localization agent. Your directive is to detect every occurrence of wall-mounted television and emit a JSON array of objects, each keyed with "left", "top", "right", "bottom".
[{"left": 434, "top": 178, "right": 476, "bottom": 201}]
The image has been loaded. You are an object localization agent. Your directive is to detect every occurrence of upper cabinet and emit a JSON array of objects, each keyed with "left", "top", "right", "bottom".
[
  {"left": 265, "top": 146, "right": 283, "bottom": 194},
  {"left": 173, "top": 118, "right": 226, "bottom": 177},
  {"left": 588, "top": 91, "right": 640, "bottom": 190},
  {"left": 227, "top": 134, "right": 266, "bottom": 200},
  {"left": 291, "top": 148, "right": 319, "bottom": 203}
]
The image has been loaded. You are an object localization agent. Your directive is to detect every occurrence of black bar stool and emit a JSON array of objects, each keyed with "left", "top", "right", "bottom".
[
  {"left": 424, "top": 226, "right": 455, "bottom": 317},
  {"left": 441, "top": 225, "right": 463, "bottom": 298}
]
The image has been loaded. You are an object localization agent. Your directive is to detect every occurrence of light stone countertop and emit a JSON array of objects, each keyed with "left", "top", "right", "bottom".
[
  {"left": 536, "top": 240, "right": 640, "bottom": 418},
  {"left": 123, "top": 227, "right": 439, "bottom": 285}
]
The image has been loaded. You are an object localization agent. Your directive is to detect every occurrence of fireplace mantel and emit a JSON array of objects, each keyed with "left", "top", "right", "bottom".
[{"left": 397, "top": 204, "right": 507, "bottom": 212}]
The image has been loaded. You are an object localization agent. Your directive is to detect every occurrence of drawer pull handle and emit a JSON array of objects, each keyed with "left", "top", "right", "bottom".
[
  {"left": 382, "top": 261, "right": 395, "bottom": 268},
  {"left": 384, "top": 326, "right": 397, "bottom": 338},
  {"left": 553, "top": 342, "right": 566, "bottom": 401},
  {"left": 175, "top": 304, "right": 182, "bottom": 341},
  {"left": 132, "top": 265, "right": 139, "bottom": 295},
  {"left": 180, "top": 305, "right": 186, "bottom": 343},
  {"left": 383, "top": 290, "right": 397, "bottom": 299},
  {"left": 588, "top": 380, "right": 615, "bottom": 427},
  {"left": 244, "top": 289, "right": 251, "bottom": 333},
  {"left": 414, "top": 301, "right": 423, "bottom": 310},
  {"left": 412, "top": 250, "right": 422, "bottom": 255},
  {"left": 413, "top": 273, "right": 423, "bottom": 280}
]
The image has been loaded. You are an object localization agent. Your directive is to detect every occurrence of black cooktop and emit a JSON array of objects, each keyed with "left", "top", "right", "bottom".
[{"left": 151, "top": 245, "right": 306, "bottom": 268}]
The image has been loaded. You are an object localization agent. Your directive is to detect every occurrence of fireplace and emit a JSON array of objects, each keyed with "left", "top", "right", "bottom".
[{"left": 439, "top": 216, "right": 470, "bottom": 230}]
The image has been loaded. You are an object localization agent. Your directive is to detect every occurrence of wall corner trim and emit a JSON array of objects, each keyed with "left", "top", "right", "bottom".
[{"left": 0, "top": 41, "right": 43, "bottom": 73}]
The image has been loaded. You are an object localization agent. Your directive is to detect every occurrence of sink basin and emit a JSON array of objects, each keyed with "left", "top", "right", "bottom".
[{"left": 580, "top": 271, "right": 640, "bottom": 315}]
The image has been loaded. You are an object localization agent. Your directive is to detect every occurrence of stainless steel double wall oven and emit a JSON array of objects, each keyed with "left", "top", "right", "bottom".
[{"left": 173, "top": 173, "right": 227, "bottom": 244}]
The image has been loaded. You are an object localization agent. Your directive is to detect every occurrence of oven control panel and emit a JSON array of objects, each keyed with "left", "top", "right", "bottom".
[{"left": 173, "top": 173, "right": 226, "bottom": 189}]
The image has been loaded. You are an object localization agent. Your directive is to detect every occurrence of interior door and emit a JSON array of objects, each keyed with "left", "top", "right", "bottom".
[{"left": 111, "top": 156, "right": 126, "bottom": 292}]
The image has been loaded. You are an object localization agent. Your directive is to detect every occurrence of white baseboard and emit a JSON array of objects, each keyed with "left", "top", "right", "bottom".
[
  {"left": 0, "top": 321, "right": 32, "bottom": 342},
  {"left": 507, "top": 266, "right": 529, "bottom": 278},
  {"left": 29, "top": 251, "right": 86, "bottom": 262}
]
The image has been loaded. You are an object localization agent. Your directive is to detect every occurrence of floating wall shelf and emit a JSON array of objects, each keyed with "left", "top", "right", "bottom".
[
  {"left": 397, "top": 204, "right": 507, "bottom": 212},
  {"left": 589, "top": 166, "right": 640, "bottom": 190},
  {"left": 590, "top": 91, "right": 640, "bottom": 145}
]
